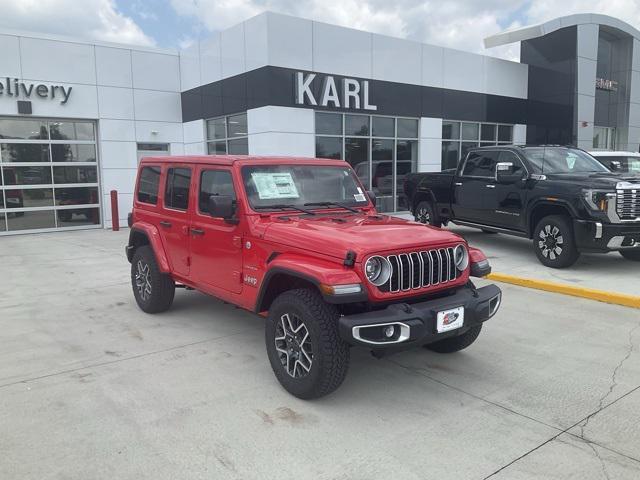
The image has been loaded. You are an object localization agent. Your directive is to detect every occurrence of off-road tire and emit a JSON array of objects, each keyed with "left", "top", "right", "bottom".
[
  {"left": 414, "top": 201, "right": 441, "bottom": 227},
  {"left": 425, "top": 324, "right": 483, "bottom": 353},
  {"left": 131, "top": 246, "right": 175, "bottom": 313},
  {"left": 265, "top": 288, "right": 350, "bottom": 399},
  {"left": 620, "top": 249, "right": 640, "bottom": 261},
  {"left": 533, "top": 215, "right": 580, "bottom": 268}
]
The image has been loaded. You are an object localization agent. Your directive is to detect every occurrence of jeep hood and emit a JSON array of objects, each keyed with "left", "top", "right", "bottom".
[{"left": 261, "top": 213, "right": 463, "bottom": 260}]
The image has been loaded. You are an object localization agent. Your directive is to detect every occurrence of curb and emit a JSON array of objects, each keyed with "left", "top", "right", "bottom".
[{"left": 486, "top": 272, "right": 640, "bottom": 309}]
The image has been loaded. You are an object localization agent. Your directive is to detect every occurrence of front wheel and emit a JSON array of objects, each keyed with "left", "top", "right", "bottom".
[
  {"left": 414, "top": 201, "right": 441, "bottom": 227},
  {"left": 620, "top": 249, "right": 640, "bottom": 261},
  {"left": 131, "top": 246, "right": 175, "bottom": 313},
  {"left": 425, "top": 325, "right": 482, "bottom": 353},
  {"left": 533, "top": 215, "right": 580, "bottom": 268},
  {"left": 265, "top": 289, "right": 350, "bottom": 399}
]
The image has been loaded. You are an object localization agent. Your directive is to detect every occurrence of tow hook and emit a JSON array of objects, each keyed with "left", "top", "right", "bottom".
[{"left": 467, "top": 281, "right": 479, "bottom": 298}]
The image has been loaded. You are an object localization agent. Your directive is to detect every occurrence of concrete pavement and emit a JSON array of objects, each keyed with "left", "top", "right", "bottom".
[{"left": 1, "top": 229, "right": 639, "bottom": 479}]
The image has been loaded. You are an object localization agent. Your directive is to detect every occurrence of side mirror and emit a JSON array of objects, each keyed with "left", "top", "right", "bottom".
[
  {"left": 207, "top": 194, "right": 235, "bottom": 220},
  {"left": 496, "top": 162, "right": 522, "bottom": 184},
  {"left": 610, "top": 161, "right": 621, "bottom": 171},
  {"left": 366, "top": 190, "right": 376, "bottom": 205}
]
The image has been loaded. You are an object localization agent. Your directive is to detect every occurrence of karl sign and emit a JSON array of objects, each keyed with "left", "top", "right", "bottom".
[
  {"left": 0, "top": 77, "right": 73, "bottom": 104},
  {"left": 295, "top": 72, "right": 377, "bottom": 111}
]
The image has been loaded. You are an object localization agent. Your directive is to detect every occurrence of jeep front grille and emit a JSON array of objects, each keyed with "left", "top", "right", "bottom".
[
  {"left": 378, "top": 247, "right": 459, "bottom": 293},
  {"left": 617, "top": 188, "right": 640, "bottom": 221}
]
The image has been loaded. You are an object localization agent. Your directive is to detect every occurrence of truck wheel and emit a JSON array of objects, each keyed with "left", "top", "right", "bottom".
[
  {"left": 533, "top": 215, "right": 580, "bottom": 268},
  {"left": 415, "top": 201, "right": 441, "bottom": 227},
  {"left": 425, "top": 325, "right": 482, "bottom": 353},
  {"left": 131, "top": 246, "right": 175, "bottom": 313},
  {"left": 265, "top": 288, "right": 350, "bottom": 399},
  {"left": 620, "top": 249, "right": 640, "bottom": 261}
]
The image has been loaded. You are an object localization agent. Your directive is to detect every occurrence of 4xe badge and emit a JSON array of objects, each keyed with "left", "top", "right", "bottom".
[{"left": 243, "top": 274, "right": 258, "bottom": 287}]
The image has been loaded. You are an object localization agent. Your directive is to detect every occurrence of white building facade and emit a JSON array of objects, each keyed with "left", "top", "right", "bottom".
[{"left": 0, "top": 12, "right": 639, "bottom": 234}]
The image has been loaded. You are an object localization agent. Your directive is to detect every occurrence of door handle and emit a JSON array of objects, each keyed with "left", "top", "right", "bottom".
[
  {"left": 485, "top": 184, "right": 496, "bottom": 189},
  {"left": 454, "top": 182, "right": 463, "bottom": 186},
  {"left": 190, "top": 228, "right": 205, "bottom": 236},
  {"left": 159, "top": 220, "right": 172, "bottom": 228}
]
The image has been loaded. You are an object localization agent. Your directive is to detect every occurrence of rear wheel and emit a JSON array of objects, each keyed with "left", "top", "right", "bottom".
[
  {"left": 620, "top": 249, "right": 640, "bottom": 261},
  {"left": 414, "top": 201, "right": 441, "bottom": 227},
  {"left": 533, "top": 215, "right": 580, "bottom": 268},
  {"left": 265, "top": 288, "right": 350, "bottom": 399},
  {"left": 131, "top": 246, "right": 175, "bottom": 313},
  {"left": 425, "top": 325, "right": 482, "bottom": 353}
]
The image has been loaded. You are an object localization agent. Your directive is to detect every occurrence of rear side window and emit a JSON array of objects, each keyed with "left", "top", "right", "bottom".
[
  {"left": 137, "top": 166, "right": 161, "bottom": 204},
  {"left": 199, "top": 169, "right": 236, "bottom": 213},
  {"left": 164, "top": 167, "right": 192, "bottom": 211},
  {"left": 462, "top": 151, "right": 499, "bottom": 178}
]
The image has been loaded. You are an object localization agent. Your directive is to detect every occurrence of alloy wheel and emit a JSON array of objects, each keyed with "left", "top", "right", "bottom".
[
  {"left": 538, "top": 224, "right": 564, "bottom": 260},
  {"left": 417, "top": 207, "right": 431, "bottom": 224},
  {"left": 274, "top": 313, "right": 313, "bottom": 378},
  {"left": 135, "top": 260, "right": 152, "bottom": 301}
]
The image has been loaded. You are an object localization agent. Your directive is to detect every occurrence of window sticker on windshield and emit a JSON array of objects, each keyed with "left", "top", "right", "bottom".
[
  {"left": 251, "top": 172, "right": 300, "bottom": 200},
  {"left": 354, "top": 193, "right": 366, "bottom": 202}
]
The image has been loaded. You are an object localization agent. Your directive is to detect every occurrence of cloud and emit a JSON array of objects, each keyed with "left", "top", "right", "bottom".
[
  {"left": 0, "top": 0, "right": 154, "bottom": 46},
  {"left": 169, "top": 0, "right": 640, "bottom": 61}
]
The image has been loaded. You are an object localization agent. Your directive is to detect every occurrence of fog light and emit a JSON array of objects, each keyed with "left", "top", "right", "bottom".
[{"left": 383, "top": 325, "right": 395, "bottom": 338}]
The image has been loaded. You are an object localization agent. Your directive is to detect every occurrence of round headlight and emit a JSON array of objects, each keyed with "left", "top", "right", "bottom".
[
  {"left": 364, "top": 256, "right": 392, "bottom": 286},
  {"left": 454, "top": 245, "right": 469, "bottom": 271}
]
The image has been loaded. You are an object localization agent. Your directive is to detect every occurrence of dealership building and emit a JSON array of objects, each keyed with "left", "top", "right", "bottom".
[{"left": 1, "top": 12, "right": 640, "bottom": 234}]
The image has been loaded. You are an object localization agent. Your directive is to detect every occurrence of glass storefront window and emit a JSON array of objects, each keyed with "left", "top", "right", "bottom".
[
  {"left": 442, "top": 141, "right": 460, "bottom": 170},
  {"left": 206, "top": 113, "right": 248, "bottom": 154},
  {"left": 442, "top": 121, "right": 460, "bottom": 140},
  {"left": 55, "top": 187, "right": 99, "bottom": 206},
  {"left": 461, "top": 123, "right": 479, "bottom": 141},
  {"left": 51, "top": 144, "right": 96, "bottom": 163},
  {"left": 1, "top": 144, "right": 50, "bottom": 162},
  {"left": 498, "top": 125, "right": 513, "bottom": 142},
  {"left": 481, "top": 124, "right": 496, "bottom": 142},
  {"left": 397, "top": 119, "right": 419, "bottom": 138},
  {"left": 6, "top": 210, "right": 56, "bottom": 231},
  {"left": 372, "top": 117, "right": 394, "bottom": 137},
  {"left": 227, "top": 113, "right": 247, "bottom": 138},
  {"left": 316, "top": 113, "right": 342, "bottom": 135},
  {"left": 461, "top": 141, "right": 478, "bottom": 162},
  {"left": 56, "top": 208, "right": 100, "bottom": 227},
  {"left": 0, "top": 119, "right": 47, "bottom": 140},
  {"left": 53, "top": 166, "right": 98, "bottom": 184},
  {"left": 49, "top": 121, "right": 95, "bottom": 141},
  {"left": 316, "top": 137, "right": 342, "bottom": 159},
  {"left": 2, "top": 166, "right": 52, "bottom": 185},
  {"left": 316, "top": 113, "right": 419, "bottom": 212},
  {"left": 345, "top": 115, "right": 369, "bottom": 136},
  {"left": 4, "top": 188, "right": 54, "bottom": 208}
]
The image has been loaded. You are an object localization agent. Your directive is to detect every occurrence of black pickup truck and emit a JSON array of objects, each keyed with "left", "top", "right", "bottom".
[{"left": 404, "top": 145, "right": 640, "bottom": 268}]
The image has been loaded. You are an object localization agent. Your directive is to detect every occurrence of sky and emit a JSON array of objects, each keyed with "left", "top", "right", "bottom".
[{"left": 0, "top": 0, "right": 639, "bottom": 60}]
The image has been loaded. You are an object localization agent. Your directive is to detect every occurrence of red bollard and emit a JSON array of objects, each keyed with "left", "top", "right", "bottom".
[{"left": 110, "top": 190, "right": 119, "bottom": 231}]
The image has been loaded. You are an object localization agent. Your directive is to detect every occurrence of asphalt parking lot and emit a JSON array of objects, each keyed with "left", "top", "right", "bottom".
[{"left": 1, "top": 229, "right": 639, "bottom": 479}]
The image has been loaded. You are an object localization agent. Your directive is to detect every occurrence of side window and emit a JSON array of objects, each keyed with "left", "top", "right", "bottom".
[
  {"left": 498, "top": 151, "right": 526, "bottom": 177},
  {"left": 462, "top": 151, "right": 499, "bottom": 178},
  {"left": 164, "top": 167, "right": 192, "bottom": 211},
  {"left": 137, "top": 166, "right": 161, "bottom": 204},
  {"left": 199, "top": 169, "right": 236, "bottom": 214}
]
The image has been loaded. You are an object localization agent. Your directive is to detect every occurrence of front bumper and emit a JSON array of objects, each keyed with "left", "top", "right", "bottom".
[
  {"left": 338, "top": 284, "right": 501, "bottom": 351},
  {"left": 574, "top": 219, "right": 640, "bottom": 252}
]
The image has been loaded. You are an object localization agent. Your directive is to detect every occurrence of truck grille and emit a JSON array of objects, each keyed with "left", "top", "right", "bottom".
[
  {"left": 378, "top": 247, "right": 460, "bottom": 293},
  {"left": 617, "top": 188, "right": 640, "bottom": 221}
]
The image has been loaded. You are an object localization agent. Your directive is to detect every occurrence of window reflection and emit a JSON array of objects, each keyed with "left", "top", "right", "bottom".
[
  {"left": 49, "top": 121, "right": 95, "bottom": 141},
  {"left": 55, "top": 187, "right": 99, "bottom": 206},
  {"left": 51, "top": 144, "right": 96, "bottom": 162},
  {"left": 57, "top": 208, "right": 100, "bottom": 226},
  {"left": 0, "top": 119, "right": 48, "bottom": 140},
  {"left": 4, "top": 188, "right": 54, "bottom": 208},
  {"left": 2, "top": 166, "right": 52, "bottom": 185},
  {"left": 6, "top": 210, "right": 56, "bottom": 231},
  {"left": 1, "top": 144, "right": 50, "bottom": 162},
  {"left": 53, "top": 166, "right": 98, "bottom": 184}
]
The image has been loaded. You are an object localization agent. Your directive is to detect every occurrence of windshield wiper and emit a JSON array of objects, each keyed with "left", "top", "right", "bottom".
[
  {"left": 303, "top": 201, "right": 360, "bottom": 213},
  {"left": 254, "top": 204, "right": 315, "bottom": 215}
]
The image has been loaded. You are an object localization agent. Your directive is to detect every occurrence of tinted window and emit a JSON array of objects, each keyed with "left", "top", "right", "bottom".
[
  {"left": 316, "top": 113, "right": 342, "bottom": 135},
  {"left": 165, "top": 168, "right": 191, "bottom": 210},
  {"left": 137, "top": 166, "right": 161, "bottom": 204},
  {"left": 462, "top": 151, "right": 499, "bottom": 177},
  {"left": 199, "top": 170, "right": 236, "bottom": 213},
  {"left": 498, "top": 151, "right": 526, "bottom": 177},
  {"left": 523, "top": 148, "right": 609, "bottom": 174}
]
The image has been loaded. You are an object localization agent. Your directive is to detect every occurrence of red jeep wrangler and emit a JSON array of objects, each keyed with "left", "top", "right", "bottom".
[{"left": 126, "top": 156, "right": 502, "bottom": 399}]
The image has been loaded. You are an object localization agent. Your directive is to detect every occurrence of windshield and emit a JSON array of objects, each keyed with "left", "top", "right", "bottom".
[
  {"left": 241, "top": 164, "right": 369, "bottom": 211},
  {"left": 522, "top": 148, "right": 610, "bottom": 174},
  {"left": 595, "top": 156, "right": 640, "bottom": 174}
]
